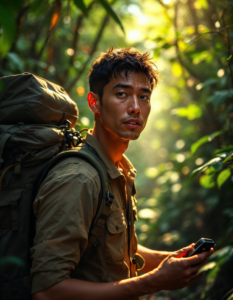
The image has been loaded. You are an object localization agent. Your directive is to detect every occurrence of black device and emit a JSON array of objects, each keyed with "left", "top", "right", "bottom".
[{"left": 185, "top": 238, "right": 215, "bottom": 257}]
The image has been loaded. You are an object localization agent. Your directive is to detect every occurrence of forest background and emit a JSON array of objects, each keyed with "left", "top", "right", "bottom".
[{"left": 0, "top": 0, "right": 233, "bottom": 299}]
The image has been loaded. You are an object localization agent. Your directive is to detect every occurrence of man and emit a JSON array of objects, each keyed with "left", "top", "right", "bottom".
[{"left": 31, "top": 48, "right": 213, "bottom": 300}]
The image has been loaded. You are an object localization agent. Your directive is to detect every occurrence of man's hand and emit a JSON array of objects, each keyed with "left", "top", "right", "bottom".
[
  {"left": 33, "top": 245, "right": 214, "bottom": 300},
  {"left": 147, "top": 244, "right": 214, "bottom": 292}
]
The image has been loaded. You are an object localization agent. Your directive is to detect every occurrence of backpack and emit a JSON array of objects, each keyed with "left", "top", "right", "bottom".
[{"left": 0, "top": 73, "right": 114, "bottom": 300}]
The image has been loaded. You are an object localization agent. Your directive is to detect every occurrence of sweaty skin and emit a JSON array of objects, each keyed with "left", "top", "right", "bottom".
[{"left": 33, "top": 71, "right": 213, "bottom": 300}]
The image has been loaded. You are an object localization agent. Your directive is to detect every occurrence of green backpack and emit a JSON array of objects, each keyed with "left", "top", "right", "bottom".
[{"left": 0, "top": 73, "right": 114, "bottom": 300}]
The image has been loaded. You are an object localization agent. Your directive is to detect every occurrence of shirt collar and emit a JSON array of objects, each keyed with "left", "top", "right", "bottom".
[{"left": 85, "top": 131, "right": 137, "bottom": 180}]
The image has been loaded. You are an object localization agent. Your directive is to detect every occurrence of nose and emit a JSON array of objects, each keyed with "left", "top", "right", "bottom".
[{"left": 128, "top": 95, "right": 141, "bottom": 115}]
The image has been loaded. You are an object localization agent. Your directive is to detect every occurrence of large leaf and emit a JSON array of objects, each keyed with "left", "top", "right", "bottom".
[
  {"left": 74, "top": 0, "right": 88, "bottom": 17},
  {"left": 199, "top": 174, "right": 215, "bottom": 188},
  {"left": 214, "top": 146, "right": 233, "bottom": 155},
  {"left": 207, "top": 89, "right": 233, "bottom": 107},
  {"left": 191, "top": 157, "right": 222, "bottom": 177},
  {"left": 198, "top": 261, "right": 216, "bottom": 273},
  {"left": 98, "top": 0, "right": 125, "bottom": 34},
  {"left": 191, "top": 130, "right": 222, "bottom": 154},
  {"left": 222, "top": 151, "right": 233, "bottom": 163},
  {"left": 7, "top": 52, "right": 24, "bottom": 72},
  {"left": 201, "top": 78, "right": 218, "bottom": 89},
  {"left": 207, "top": 246, "right": 233, "bottom": 280},
  {"left": 0, "top": 4, "right": 16, "bottom": 57},
  {"left": 217, "top": 168, "right": 231, "bottom": 189}
]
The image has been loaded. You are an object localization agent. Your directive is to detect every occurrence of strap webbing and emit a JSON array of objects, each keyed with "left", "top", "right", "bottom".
[
  {"left": 0, "top": 163, "right": 18, "bottom": 191},
  {"left": 11, "top": 201, "right": 18, "bottom": 231},
  {"left": 0, "top": 125, "right": 23, "bottom": 167}
]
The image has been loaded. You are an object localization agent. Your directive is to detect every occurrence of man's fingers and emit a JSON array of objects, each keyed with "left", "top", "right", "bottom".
[
  {"left": 182, "top": 249, "right": 211, "bottom": 266},
  {"left": 189, "top": 257, "right": 209, "bottom": 275},
  {"left": 174, "top": 244, "right": 195, "bottom": 258}
]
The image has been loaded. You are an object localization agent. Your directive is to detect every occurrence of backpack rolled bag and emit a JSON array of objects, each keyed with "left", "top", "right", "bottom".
[
  {"left": 0, "top": 73, "right": 114, "bottom": 300},
  {"left": 0, "top": 73, "right": 79, "bottom": 299}
]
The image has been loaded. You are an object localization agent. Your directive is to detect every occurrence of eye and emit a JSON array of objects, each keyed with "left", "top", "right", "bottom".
[
  {"left": 140, "top": 95, "right": 150, "bottom": 101},
  {"left": 117, "top": 92, "right": 127, "bottom": 97}
]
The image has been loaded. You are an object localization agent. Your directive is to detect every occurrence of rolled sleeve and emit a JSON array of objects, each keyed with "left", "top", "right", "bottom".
[{"left": 30, "top": 159, "right": 100, "bottom": 294}]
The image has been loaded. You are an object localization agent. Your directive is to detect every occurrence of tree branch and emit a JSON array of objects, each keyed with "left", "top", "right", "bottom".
[
  {"left": 30, "top": 8, "right": 54, "bottom": 59},
  {"left": 37, "top": 0, "right": 62, "bottom": 60},
  {"left": 173, "top": 0, "right": 206, "bottom": 81},
  {"left": 155, "top": 0, "right": 169, "bottom": 9},
  {"left": 66, "top": 14, "right": 109, "bottom": 93},
  {"left": 10, "top": 3, "right": 30, "bottom": 53},
  {"left": 188, "top": 26, "right": 232, "bottom": 44},
  {"left": 221, "top": 9, "right": 233, "bottom": 87},
  {"left": 59, "top": 1, "right": 96, "bottom": 86},
  {"left": 187, "top": 0, "right": 198, "bottom": 34},
  {"left": 70, "top": 1, "right": 96, "bottom": 66}
]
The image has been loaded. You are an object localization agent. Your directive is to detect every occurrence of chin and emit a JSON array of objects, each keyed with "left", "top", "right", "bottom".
[{"left": 119, "top": 132, "right": 141, "bottom": 140}]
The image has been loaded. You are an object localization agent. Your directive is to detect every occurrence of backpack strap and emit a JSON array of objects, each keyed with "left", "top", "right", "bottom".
[
  {"left": 36, "top": 146, "right": 114, "bottom": 282},
  {"left": 0, "top": 124, "right": 24, "bottom": 167}
]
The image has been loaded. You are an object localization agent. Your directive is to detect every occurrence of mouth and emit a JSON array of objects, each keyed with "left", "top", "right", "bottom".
[{"left": 123, "top": 118, "right": 142, "bottom": 128}]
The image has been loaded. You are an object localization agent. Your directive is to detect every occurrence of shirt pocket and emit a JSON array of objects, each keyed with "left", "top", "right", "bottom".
[{"left": 105, "top": 209, "right": 127, "bottom": 262}]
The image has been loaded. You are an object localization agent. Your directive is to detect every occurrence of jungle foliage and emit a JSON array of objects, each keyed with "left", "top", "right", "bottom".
[{"left": 0, "top": 0, "right": 233, "bottom": 299}]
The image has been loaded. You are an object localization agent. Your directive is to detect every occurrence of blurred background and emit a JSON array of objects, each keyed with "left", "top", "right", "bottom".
[{"left": 0, "top": 0, "right": 233, "bottom": 299}]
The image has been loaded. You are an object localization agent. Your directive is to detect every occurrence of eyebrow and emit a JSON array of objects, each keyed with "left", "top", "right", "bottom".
[{"left": 112, "top": 83, "right": 151, "bottom": 94}]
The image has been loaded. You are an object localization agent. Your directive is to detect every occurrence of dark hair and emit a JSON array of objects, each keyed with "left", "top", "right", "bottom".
[{"left": 88, "top": 47, "right": 160, "bottom": 102}]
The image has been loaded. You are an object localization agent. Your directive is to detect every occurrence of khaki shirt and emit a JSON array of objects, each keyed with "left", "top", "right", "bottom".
[{"left": 30, "top": 132, "right": 138, "bottom": 294}]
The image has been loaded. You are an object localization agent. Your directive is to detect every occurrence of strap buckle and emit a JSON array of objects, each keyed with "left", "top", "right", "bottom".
[{"left": 106, "top": 190, "right": 114, "bottom": 206}]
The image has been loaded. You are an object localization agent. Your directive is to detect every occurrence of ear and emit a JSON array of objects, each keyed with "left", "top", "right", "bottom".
[{"left": 87, "top": 92, "right": 100, "bottom": 114}]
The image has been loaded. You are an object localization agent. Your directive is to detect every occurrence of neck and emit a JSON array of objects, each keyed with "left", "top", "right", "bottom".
[{"left": 92, "top": 121, "right": 129, "bottom": 168}]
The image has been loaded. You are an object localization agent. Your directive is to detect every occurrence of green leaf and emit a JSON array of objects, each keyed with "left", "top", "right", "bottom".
[
  {"left": 226, "top": 291, "right": 233, "bottom": 300},
  {"left": 222, "top": 152, "right": 233, "bottom": 163},
  {"left": 227, "top": 54, "right": 232, "bottom": 60},
  {"left": 211, "top": 246, "right": 232, "bottom": 259},
  {"left": 154, "top": 37, "right": 164, "bottom": 42},
  {"left": 211, "top": 161, "right": 223, "bottom": 170},
  {"left": 7, "top": 52, "right": 24, "bottom": 72},
  {"left": 209, "top": 130, "right": 223, "bottom": 141},
  {"left": 98, "top": 0, "right": 125, "bottom": 34},
  {"left": 217, "top": 168, "right": 231, "bottom": 188},
  {"left": 191, "top": 131, "right": 222, "bottom": 154},
  {"left": 0, "top": 4, "right": 17, "bottom": 57},
  {"left": 198, "top": 261, "right": 216, "bottom": 273},
  {"left": 207, "top": 247, "right": 233, "bottom": 280},
  {"left": 191, "top": 135, "right": 208, "bottom": 154},
  {"left": 161, "top": 42, "right": 172, "bottom": 49},
  {"left": 74, "top": 0, "right": 88, "bottom": 17},
  {"left": 207, "top": 89, "right": 233, "bottom": 107},
  {"left": 191, "top": 157, "right": 222, "bottom": 177},
  {"left": 214, "top": 146, "right": 233, "bottom": 155},
  {"left": 201, "top": 78, "right": 218, "bottom": 89},
  {"left": 200, "top": 174, "right": 215, "bottom": 188}
]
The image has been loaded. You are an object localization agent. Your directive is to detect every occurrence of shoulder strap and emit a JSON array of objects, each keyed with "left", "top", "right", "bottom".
[
  {"left": 36, "top": 146, "right": 114, "bottom": 282},
  {"left": 0, "top": 124, "right": 25, "bottom": 167},
  {"left": 36, "top": 147, "right": 111, "bottom": 211}
]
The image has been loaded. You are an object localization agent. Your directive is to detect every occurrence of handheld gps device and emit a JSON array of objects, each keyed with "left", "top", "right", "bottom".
[{"left": 185, "top": 238, "right": 215, "bottom": 257}]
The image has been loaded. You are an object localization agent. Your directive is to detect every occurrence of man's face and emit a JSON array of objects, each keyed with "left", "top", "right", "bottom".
[{"left": 98, "top": 71, "right": 152, "bottom": 141}]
